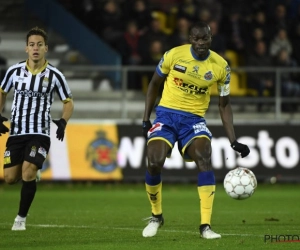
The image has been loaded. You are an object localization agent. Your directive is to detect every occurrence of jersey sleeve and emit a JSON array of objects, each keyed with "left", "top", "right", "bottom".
[
  {"left": 54, "top": 72, "right": 73, "bottom": 102},
  {"left": 155, "top": 50, "right": 173, "bottom": 77},
  {"left": 0, "top": 66, "right": 16, "bottom": 93},
  {"left": 217, "top": 64, "right": 231, "bottom": 96}
]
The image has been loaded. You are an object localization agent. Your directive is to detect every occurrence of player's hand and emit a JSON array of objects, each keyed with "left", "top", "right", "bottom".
[
  {"left": 231, "top": 140, "right": 250, "bottom": 158},
  {"left": 52, "top": 118, "right": 67, "bottom": 141},
  {"left": 0, "top": 114, "right": 9, "bottom": 136},
  {"left": 142, "top": 120, "right": 152, "bottom": 139}
]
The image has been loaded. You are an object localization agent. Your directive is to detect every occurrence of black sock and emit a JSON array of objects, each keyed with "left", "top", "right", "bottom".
[
  {"left": 18, "top": 180, "right": 37, "bottom": 217},
  {"left": 200, "top": 224, "right": 210, "bottom": 233}
]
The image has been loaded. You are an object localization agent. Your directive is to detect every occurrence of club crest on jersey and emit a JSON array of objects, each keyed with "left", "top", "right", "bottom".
[
  {"left": 42, "top": 77, "right": 49, "bottom": 87},
  {"left": 204, "top": 71, "right": 213, "bottom": 80},
  {"left": 86, "top": 131, "right": 118, "bottom": 173},
  {"left": 29, "top": 146, "right": 37, "bottom": 157},
  {"left": 192, "top": 65, "right": 199, "bottom": 74}
]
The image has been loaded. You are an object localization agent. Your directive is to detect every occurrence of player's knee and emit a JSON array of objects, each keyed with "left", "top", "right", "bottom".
[
  {"left": 147, "top": 159, "right": 164, "bottom": 175},
  {"left": 196, "top": 155, "right": 212, "bottom": 172},
  {"left": 22, "top": 171, "right": 37, "bottom": 182},
  {"left": 4, "top": 175, "right": 19, "bottom": 185}
]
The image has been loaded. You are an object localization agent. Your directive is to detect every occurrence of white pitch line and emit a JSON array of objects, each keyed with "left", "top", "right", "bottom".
[{"left": 0, "top": 223, "right": 261, "bottom": 237}]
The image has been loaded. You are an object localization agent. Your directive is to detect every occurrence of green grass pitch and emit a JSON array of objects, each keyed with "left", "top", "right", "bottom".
[{"left": 0, "top": 182, "right": 299, "bottom": 250}]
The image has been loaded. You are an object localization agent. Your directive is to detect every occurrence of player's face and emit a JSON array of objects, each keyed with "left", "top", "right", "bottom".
[
  {"left": 189, "top": 27, "right": 211, "bottom": 58},
  {"left": 26, "top": 35, "right": 48, "bottom": 63}
]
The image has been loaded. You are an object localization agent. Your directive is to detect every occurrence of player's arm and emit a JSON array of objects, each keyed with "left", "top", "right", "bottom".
[
  {"left": 218, "top": 63, "right": 250, "bottom": 158},
  {"left": 143, "top": 49, "right": 171, "bottom": 121},
  {"left": 0, "top": 89, "right": 9, "bottom": 135},
  {"left": 52, "top": 99, "right": 73, "bottom": 141},
  {"left": 142, "top": 71, "right": 166, "bottom": 138},
  {"left": 219, "top": 94, "right": 250, "bottom": 158},
  {"left": 143, "top": 71, "right": 166, "bottom": 121},
  {"left": 142, "top": 50, "right": 170, "bottom": 138},
  {"left": 218, "top": 94, "right": 235, "bottom": 144},
  {"left": 0, "top": 89, "right": 7, "bottom": 113},
  {"left": 61, "top": 99, "right": 74, "bottom": 123}
]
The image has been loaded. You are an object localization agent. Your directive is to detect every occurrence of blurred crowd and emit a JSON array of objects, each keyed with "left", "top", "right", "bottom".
[{"left": 58, "top": 0, "right": 300, "bottom": 109}]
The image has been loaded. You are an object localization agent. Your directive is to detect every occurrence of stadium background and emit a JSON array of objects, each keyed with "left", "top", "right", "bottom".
[{"left": 0, "top": 0, "right": 299, "bottom": 183}]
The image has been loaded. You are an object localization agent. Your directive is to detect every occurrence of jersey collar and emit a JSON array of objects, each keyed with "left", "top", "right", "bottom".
[
  {"left": 190, "top": 46, "right": 210, "bottom": 61},
  {"left": 26, "top": 59, "right": 48, "bottom": 75}
]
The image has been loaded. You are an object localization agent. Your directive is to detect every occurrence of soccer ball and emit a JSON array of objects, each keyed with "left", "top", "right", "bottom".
[{"left": 223, "top": 167, "right": 257, "bottom": 200}]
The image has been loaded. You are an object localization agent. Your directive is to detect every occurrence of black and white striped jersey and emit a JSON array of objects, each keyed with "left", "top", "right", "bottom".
[{"left": 0, "top": 60, "right": 73, "bottom": 137}]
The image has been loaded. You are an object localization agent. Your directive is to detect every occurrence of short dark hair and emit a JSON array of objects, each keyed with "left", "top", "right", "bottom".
[
  {"left": 189, "top": 21, "right": 211, "bottom": 35},
  {"left": 26, "top": 27, "right": 48, "bottom": 45}
]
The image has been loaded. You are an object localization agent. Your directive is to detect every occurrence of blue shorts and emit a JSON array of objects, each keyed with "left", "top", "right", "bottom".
[{"left": 148, "top": 106, "right": 212, "bottom": 161}]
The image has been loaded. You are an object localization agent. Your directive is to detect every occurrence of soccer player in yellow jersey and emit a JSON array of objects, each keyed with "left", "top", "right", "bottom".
[{"left": 142, "top": 21, "right": 250, "bottom": 239}]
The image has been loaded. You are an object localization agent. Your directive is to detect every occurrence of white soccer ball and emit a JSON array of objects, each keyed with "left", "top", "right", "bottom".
[{"left": 223, "top": 167, "right": 257, "bottom": 200}]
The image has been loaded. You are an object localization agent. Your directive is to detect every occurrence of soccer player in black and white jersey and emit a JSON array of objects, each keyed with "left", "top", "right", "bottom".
[{"left": 0, "top": 27, "right": 74, "bottom": 230}]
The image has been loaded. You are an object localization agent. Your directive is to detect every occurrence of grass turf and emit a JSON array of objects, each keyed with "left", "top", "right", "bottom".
[{"left": 0, "top": 182, "right": 299, "bottom": 250}]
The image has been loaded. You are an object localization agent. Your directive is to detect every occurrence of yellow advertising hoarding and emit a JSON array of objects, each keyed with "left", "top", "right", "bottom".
[{"left": 0, "top": 122, "right": 123, "bottom": 181}]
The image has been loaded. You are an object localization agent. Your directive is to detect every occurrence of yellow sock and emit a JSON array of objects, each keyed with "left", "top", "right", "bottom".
[
  {"left": 198, "top": 185, "right": 216, "bottom": 225},
  {"left": 145, "top": 182, "right": 162, "bottom": 215}
]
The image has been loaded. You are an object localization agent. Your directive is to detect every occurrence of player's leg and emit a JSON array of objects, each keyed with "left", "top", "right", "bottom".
[
  {"left": 186, "top": 137, "right": 221, "bottom": 239},
  {"left": 11, "top": 161, "right": 39, "bottom": 231},
  {"left": 11, "top": 135, "right": 50, "bottom": 231},
  {"left": 143, "top": 139, "right": 170, "bottom": 237}
]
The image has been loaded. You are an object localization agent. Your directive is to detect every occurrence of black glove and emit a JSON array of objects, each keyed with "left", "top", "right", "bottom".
[
  {"left": 52, "top": 118, "right": 67, "bottom": 141},
  {"left": 0, "top": 114, "right": 9, "bottom": 136},
  {"left": 142, "top": 120, "right": 152, "bottom": 139},
  {"left": 231, "top": 140, "right": 250, "bottom": 158}
]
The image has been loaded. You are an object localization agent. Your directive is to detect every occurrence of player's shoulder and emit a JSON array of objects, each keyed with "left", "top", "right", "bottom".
[
  {"left": 46, "top": 62, "right": 64, "bottom": 75},
  {"left": 164, "top": 44, "right": 191, "bottom": 61},
  {"left": 6, "top": 60, "right": 26, "bottom": 71},
  {"left": 169, "top": 44, "right": 191, "bottom": 54},
  {"left": 208, "top": 50, "right": 230, "bottom": 70}
]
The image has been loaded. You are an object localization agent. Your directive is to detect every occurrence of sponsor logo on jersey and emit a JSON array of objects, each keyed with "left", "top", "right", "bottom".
[
  {"left": 192, "top": 65, "right": 199, "bottom": 74},
  {"left": 179, "top": 59, "right": 191, "bottom": 64},
  {"left": 16, "top": 89, "right": 50, "bottom": 98},
  {"left": 173, "top": 77, "right": 208, "bottom": 94},
  {"left": 187, "top": 65, "right": 201, "bottom": 79},
  {"left": 173, "top": 64, "right": 187, "bottom": 73}
]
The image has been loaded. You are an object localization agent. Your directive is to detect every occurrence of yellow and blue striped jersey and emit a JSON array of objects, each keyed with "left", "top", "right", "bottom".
[{"left": 156, "top": 44, "right": 231, "bottom": 117}]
